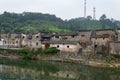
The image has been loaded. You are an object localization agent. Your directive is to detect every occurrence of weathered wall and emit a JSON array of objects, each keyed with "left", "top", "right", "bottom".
[
  {"left": 109, "top": 42, "right": 120, "bottom": 54},
  {"left": 21, "top": 33, "right": 41, "bottom": 48},
  {"left": 91, "top": 38, "right": 109, "bottom": 46},
  {"left": 77, "top": 31, "right": 91, "bottom": 42},
  {"left": 50, "top": 43, "right": 81, "bottom": 52}
]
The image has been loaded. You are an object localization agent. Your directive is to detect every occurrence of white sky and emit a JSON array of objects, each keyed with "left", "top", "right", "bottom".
[{"left": 0, "top": 0, "right": 119, "bottom": 20}]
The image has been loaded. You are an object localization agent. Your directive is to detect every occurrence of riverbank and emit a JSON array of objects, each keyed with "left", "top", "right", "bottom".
[
  {"left": 0, "top": 50, "right": 120, "bottom": 69},
  {"left": 36, "top": 55, "right": 120, "bottom": 69}
]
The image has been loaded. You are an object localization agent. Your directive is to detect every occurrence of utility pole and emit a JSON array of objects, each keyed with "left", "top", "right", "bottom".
[
  {"left": 93, "top": 7, "right": 96, "bottom": 20},
  {"left": 84, "top": 0, "right": 86, "bottom": 18}
]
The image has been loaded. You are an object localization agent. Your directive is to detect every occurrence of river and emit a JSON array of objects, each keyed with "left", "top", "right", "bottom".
[{"left": 0, "top": 59, "right": 120, "bottom": 80}]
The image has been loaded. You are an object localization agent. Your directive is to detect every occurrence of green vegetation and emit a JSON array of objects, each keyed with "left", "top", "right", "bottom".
[
  {"left": 0, "top": 48, "right": 18, "bottom": 54},
  {"left": 111, "top": 54, "right": 120, "bottom": 59},
  {"left": 0, "top": 47, "right": 59, "bottom": 59},
  {"left": 44, "top": 47, "right": 60, "bottom": 54},
  {"left": 0, "top": 12, "right": 120, "bottom": 33}
]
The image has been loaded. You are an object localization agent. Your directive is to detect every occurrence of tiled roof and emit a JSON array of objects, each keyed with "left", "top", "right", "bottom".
[
  {"left": 53, "top": 32, "right": 78, "bottom": 36},
  {"left": 91, "top": 30, "right": 110, "bottom": 38},
  {"left": 42, "top": 40, "right": 80, "bottom": 44},
  {"left": 27, "top": 33, "right": 33, "bottom": 39}
]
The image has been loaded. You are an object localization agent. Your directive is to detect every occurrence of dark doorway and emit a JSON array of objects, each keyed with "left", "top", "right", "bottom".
[{"left": 45, "top": 43, "right": 50, "bottom": 48}]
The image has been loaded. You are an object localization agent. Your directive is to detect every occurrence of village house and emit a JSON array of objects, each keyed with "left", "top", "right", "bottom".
[
  {"left": 75, "top": 30, "right": 92, "bottom": 54},
  {"left": 0, "top": 34, "right": 7, "bottom": 47},
  {"left": 77, "top": 30, "right": 91, "bottom": 43},
  {"left": 42, "top": 40, "right": 81, "bottom": 53},
  {"left": 90, "top": 29, "right": 117, "bottom": 53},
  {"left": 0, "top": 33, "right": 21, "bottom": 48},
  {"left": 0, "top": 37, "right": 4, "bottom": 46},
  {"left": 0, "top": 29, "right": 118, "bottom": 54},
  {"left": 41, "top": 33, "right": 52, "bottom": 41},
  {"left": 51, "top": 32, "right": 78, "bottom": 41},
  {"left": 116, "top": 29, "right": 120, "bottom": 41},
  {"left": 21, "top": 33, "right": 41, "bottom": 48},
  {"left": 108, "top": 29, "right": 120, "bottom": 54}
]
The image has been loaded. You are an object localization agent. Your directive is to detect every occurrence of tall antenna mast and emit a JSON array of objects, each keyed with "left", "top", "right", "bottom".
[
  {"left": 84, "top": 0, "right": 86, "bottom": 18},
  {"left": 93, "top": 7, "right": 96, "bottom": 20}
]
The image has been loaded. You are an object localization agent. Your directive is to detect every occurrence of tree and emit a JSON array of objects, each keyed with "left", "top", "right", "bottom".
[
  {"left": 99, "top": 14, "right": 107, "bottom": 21},
  {"left": 99, "top": 14, "right": 107, "bottom": 29},
  {"left": 87, "top": 16, "right": 92, "bottom": 20}
]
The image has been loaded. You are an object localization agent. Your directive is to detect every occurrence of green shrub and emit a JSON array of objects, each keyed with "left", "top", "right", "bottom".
[
  {"left": 44, "top": 47, "right": 59, "bottom": 54},
  {"left": 111, "top": 54, "right": 120, "bottom": 59},
  {"left": 18, "top": 48, "right": 42, "bottom": 59}
]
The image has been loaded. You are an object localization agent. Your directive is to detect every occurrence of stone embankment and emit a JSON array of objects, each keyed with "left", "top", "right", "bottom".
[
  {"left": 36, "top": 52, "right": 120, "bottom": 68},
  {"left": 0, "top": 51, "right": 120, "bottom": 68}
]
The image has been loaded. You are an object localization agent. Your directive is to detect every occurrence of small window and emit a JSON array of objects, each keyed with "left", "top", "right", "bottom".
[
  {"left": 67, "top": 45, "right": 69, "bottom": 48},
  {"left": 4, "top": 41, "right": 6, "bottom": 44},
  {"left": 72, "top": 35, "right": 75, "bottom": 38},
  {"left": 55, "top": 36, "right": 59, "bottom": 38},
  {"left": 36, "top": 36, "right": 39, "bottom": 38},
  {"left": 23, "top": 36, "right": 24, "bottom": 38},
  {"left": 57, "top": 45, "right": 59, "bottom": 48},
  {"left": 81, "top": 35, "right": 85, "bottom": 37},
  {"left": 16, "top": 41, "right": 18, "bottom": 44},
  {"left": 36, "top": 42, "right": 38, "bottom": 45},
  {"left": 94, "top": 45, "right": 97, "bottom": 48},
  {"left": 13, "top": 42, "right": 15, "bottom": 44}
]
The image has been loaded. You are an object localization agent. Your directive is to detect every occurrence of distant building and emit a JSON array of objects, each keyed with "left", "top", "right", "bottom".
[
  {"left": 0, "top": 29, "right": 119, "bottom": 54},
  {"left": 90, "top": 29, "right": 116, "bottom": 53},
  {"left": 52, "top": 32, "right": 78, "bottom": 41},
  {"left": 77, "top": 30, "right": 91, "bottom": 43},
  {"left": 0, "top": 33, "right": 21, "bottom": 48},
  {"left": 21, "top": 33, "right": 41, "bottom": 48},
  {"left": 42, "top": 40, "right": 81, "bottom": 53}
]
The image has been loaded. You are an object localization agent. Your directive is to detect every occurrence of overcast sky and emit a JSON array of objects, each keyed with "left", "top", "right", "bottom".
[{"left": 0, "top": 0, "right": 119, "bottom": 20}]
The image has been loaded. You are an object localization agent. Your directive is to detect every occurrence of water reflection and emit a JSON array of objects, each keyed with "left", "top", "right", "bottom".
[{"left": 0, "top": 59, "right": 120, "bottom": 80}]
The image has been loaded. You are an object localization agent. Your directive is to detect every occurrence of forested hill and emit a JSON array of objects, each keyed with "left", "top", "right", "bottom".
[{"left": 0, "top": 12, "right": 120, "bottom": 33}]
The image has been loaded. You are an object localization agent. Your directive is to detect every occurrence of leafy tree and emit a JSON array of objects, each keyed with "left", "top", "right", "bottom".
[{"left": 0, "top": 12, "right": 120, "bottom": 33}]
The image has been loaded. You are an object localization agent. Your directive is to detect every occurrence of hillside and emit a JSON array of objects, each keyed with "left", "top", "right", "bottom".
[{"left": 0, "top": 12, "right": 120, "bottom": 33}]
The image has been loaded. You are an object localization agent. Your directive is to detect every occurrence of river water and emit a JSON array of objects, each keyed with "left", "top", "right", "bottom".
[{"left": 0, "top": 59, "right": 120, "bottom": 80}]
